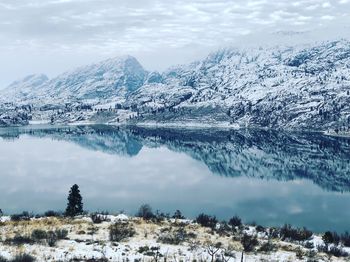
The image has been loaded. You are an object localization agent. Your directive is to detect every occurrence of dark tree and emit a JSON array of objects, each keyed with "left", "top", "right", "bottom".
[
  {"left": 172, "top": 209, "right": 185, "bottom": 219},
  {"left": 65, "top": 184, "right": 83, "bottom": 217},
  {"left": 228, "top": 215, "right": 242, "bottom": 227},
  {"left": 136, "top": 204, "right": 154, "bottom": 220},
  {"left": 195, "top": 213, "right": 218, "bottom": 229},
  {"left": 323, "top": 231, "right": 340, "bottom": 246},
  {"left": 323, "top": 231, "right": 334, "bottom": 245}
]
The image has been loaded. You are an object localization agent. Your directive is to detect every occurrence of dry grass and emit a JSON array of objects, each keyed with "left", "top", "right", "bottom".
[{"left": 1, "top": 217, "right": 349, "bottom": 262}]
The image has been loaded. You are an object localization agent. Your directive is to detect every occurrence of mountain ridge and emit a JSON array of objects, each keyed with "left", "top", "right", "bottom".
[{"left": 1, "top": 39, "right": 350, "bottom": 130}]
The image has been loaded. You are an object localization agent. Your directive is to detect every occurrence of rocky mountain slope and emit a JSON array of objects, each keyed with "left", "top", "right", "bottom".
[
  {"left": 1, "top": 40, "right": 350, "bottom": 130},
  {"left": 1, "top": 55, "right": 147, "bottom": 105},
  {"left": 126, "top": 40, "right": 350, "bottom": 130}
]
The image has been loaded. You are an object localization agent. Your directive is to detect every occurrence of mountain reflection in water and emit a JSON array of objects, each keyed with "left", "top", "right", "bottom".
[{"left": 0, "top": 125, "right": 350, "bottom": 232}]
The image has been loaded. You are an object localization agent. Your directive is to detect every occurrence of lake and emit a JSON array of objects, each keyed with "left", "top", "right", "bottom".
[{"left": 0, "top": 125, "right": 350, "bottom": 233}]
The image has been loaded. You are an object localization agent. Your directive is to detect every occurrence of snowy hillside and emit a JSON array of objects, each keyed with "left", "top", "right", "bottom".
[
  {"left": 127, "top": 40, "right": 350, "bottom": 130},
  {"left": 1, "top": 40, "right": 350, "bottom": 130},
  {"left": 1, "top": 74, "right": 49, "bottom": 102}
]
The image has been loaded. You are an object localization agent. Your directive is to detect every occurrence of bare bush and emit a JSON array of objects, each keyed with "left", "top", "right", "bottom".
[{"left": 109, "top": 222, "right": 136, "bottom": 242}]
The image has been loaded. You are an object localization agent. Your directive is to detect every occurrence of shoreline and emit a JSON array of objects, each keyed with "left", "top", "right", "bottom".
[
  {"left": 323, "top": 131, "right": 350, "bottom": 138},
  {"left": 0, "top": 121, "right": 333, "bottom": 135}
]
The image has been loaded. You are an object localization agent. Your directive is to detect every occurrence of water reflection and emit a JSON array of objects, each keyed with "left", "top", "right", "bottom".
[{"left": 0, "top": 125, "right": 349, "bottom": 232}]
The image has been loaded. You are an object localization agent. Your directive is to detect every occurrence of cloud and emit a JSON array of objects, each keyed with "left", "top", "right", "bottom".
[{"left": 0, "top": 0, "right": 349, "bottom": 86}]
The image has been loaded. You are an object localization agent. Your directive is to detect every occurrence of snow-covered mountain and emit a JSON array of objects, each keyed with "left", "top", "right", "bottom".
[
  {"left": 1, "top": 40, "right": 350, "bottom": 130},
  {"left": 2, "top": 55, "right": 147, "bottom": 104},
  {"left": 126, "top": 40, "right": 350, "bottom": 130}
]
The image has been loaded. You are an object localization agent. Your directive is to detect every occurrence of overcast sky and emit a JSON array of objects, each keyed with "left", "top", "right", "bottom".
[{"left": 0, "top": 0, "right": 350, "bottom": 87}]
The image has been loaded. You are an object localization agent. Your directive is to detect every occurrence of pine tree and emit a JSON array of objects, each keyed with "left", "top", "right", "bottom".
[{"left": 65, "top": 184, "right": 83, "bottom": 217}]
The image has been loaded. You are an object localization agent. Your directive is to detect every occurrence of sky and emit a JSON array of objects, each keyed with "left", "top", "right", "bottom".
[{"left": 0, "top": 0, "right": 350, "bottom": 87}]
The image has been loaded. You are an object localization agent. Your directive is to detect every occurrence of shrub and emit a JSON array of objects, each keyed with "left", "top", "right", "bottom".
[
  {"left": 29, "top": 229, "right": 67, "bottom": 246},
  {"left": 205, "top": 242, "right": 222, "bottom": 261},
  {"left": 306, "top": 250, "right": 317, "bottom": 259},
  {"left": 228, "top": 216, "right": 242, "bottom": 227},
  {"left": 323, "top": 231, "right": 340, "bottom": 245},
  {"left": 55, "top": 229, "right": 68, "bottom": 240},
  {"left": 11, "top": 254, "right": 36, "bottom": 262},
  {"left": 241, "top": 234, "right": 258, "bottom": 252},
  {"left": 158, "top": 227, "right": 196, "bottom": 245},
  {"left": 5, "top": 235, "right": 34, "bottom": 245},
  {"left": 248, "top": 221, "right": 257, "bottom": 227},
  {"left": 153, "top": 211, "right": 167, "bottom": 223},
  {"left": 256, "top": 225, "right": 265, "bottom": 233},
  {"left": 317, "top": 244, "right": 327, "bottom": 253},
  {"left": 31, "top": 230, "right": 47, "bottom": 242},
  {"left": 328, "top": 246, "right": 349, "bottom": 257},
  {"left": 296, "top": 247, "right": 304, "bottom": 259},
  {"left": 44, "top": 210, "right": 61, "bottom": 217},
  {"left": 215, "top": 221, "right": 231, "bottom": 236},
  {"left": 304, "top": 241, "right": 314, "bottom": 249},
  {"left": 267, "top": 227, "right": 280, "bottom": 239},
  {"left": 109, "top": 222, "right": 136, "bottom": 242},
  {"left": 90, "top": 213, "right": 109, "bottom": 224},
  {"left": 318, "top": 245, "right": 349, "bottom": 257},
  {"left": 259, "top": 241, "right": 276, "bottom": 252},
  {"left": 0, "top": 255, "right": 36, "bottom": 262},
  {"left": 195, "top": 213, "right": 218, "bottom": 229},
  {"left": 172, "top": 210, "right": 185, "bottom": 219},
  {"left": 143, "top": 246, "right": 163, "bottom": 260},
  {"left": 136, "top": 204, "right": 155, "bottom": 220},
  {"left": 280, "top": 224, "right": 312, "bottom": 242},
  {"left": 11, "top": 212, "right": 32, "bottom": 222},
  {"left": 341, "top": 232, "right": 350, "bottom": 247},
  {"left": 46, "top": 231, "right": 58, "bottom": 247},
  {"left": 138, "top": 245, "right": 150, "bottom": 254},
  {"left": 68, "top": 259, "right": 107, "bottom": 262}
]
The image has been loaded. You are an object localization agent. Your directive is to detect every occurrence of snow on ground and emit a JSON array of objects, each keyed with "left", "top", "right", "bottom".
[{"left": 0, "top": 215, "right": 348, "bottom": 262}]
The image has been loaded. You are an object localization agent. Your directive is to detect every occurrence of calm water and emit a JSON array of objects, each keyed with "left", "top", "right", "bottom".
[{"left": 1, "top": 125, "right": 350, "bottom": 232}]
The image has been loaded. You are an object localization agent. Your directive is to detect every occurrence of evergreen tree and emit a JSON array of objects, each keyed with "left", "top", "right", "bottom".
[{"left": 65, "top": 184, "right": 83, "bottom": 217}]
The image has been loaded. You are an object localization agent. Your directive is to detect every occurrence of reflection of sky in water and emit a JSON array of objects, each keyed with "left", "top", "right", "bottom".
[{"left": 0, "top": 134, "right": 350, "bottom": 232}]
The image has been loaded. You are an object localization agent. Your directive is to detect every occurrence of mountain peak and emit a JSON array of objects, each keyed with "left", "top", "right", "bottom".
[{"left": 33, "top": 54, "right": 149, "bottom": 100}]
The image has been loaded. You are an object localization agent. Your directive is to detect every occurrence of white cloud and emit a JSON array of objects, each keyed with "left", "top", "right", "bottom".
[
  {"left": 0, "top": 0, "right": 349, "bottom": 86},
  {"left": 322, "top": 2, "right": 331, "bottom": 8},
  {"left": 321, "top": 15, "right": 335, "bottom": 20}
]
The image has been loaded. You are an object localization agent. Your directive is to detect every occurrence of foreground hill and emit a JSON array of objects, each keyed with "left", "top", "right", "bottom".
[{"left": 0, "top": 214, "right": 349, "bottom": 262}]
